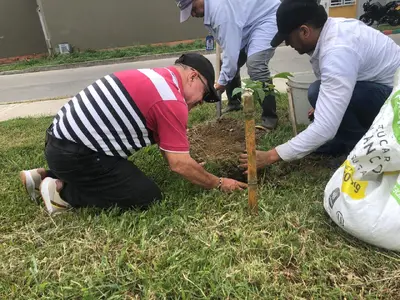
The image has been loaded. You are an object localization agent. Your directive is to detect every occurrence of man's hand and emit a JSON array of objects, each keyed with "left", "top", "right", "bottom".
[
  {"left": 239, "top": 149, "right": 281, "bottom": 174},
  {"left": 215, "top": 83, "right": 226, "bottom": 93},
  {"left": 220, "top": 178, "right": 248, "bottom": 192}
]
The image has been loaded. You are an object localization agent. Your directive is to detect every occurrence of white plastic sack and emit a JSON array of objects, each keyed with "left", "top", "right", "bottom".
[{"left": 324, "top": 69, "right": 400, "bottom": 251}]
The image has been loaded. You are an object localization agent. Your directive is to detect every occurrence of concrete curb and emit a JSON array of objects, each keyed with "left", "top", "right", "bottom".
[{"left": 0, "top": 49, "right": 215, "bottom": 76}]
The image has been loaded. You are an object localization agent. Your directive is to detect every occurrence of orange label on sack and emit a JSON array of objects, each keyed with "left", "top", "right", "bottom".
[{"left": 341, "top": 160, "right": 368, "bottom": 200}]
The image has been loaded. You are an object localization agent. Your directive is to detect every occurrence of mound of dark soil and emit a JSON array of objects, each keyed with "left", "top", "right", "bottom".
[{"left": 188, "top": 118, "right": 264, "bottom": 180}]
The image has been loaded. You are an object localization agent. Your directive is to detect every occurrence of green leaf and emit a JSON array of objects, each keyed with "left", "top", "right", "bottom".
[
  {"left": 232, "top": 87, "right": 243, "bottom": 97},
  {"left": 242, "top": 79, "right": 263, "bottom": 89},
  {"left": 273, "top": 72, "right": 293, "bottom": 79},
  {"left": 246, "top": 83, "right": 259, "bottom": 90},
  {"left": 242, "top": 78, "right": 253, "bottom": 85},
  {"left": 254, "top": 88, "right": 265, "bottom": 102},
  {"left": 254, "top": 81, "right": 263, "bottom": 89},
  {"left": 265, "top": 83, "right": 275, "bottom": 92}
]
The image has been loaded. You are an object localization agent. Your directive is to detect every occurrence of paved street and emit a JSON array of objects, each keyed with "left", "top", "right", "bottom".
[
  {"left": 0, "top": 47, "right": 308, "bottom": 103},
  {"left": 1, "top": 34, "right": 400, "bottom": 104}
]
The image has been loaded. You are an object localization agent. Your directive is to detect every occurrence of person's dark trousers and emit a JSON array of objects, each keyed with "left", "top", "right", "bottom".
[
  {"left": 44, "top": 130, "right": 162, "bottom": 210},
  {"left": 225, "top": 50, "right": 247, "bottom": 109},
  {"left": 308, "top": 80, "right": 392, "bottom": 156},
  {"left": 224, "top": 48, "right": 278, "bottom": 129}
]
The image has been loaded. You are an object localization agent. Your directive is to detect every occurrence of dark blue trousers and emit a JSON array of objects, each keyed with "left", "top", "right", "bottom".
[{"left": 308, "top": 80, "right": 392, "bottom": 156}]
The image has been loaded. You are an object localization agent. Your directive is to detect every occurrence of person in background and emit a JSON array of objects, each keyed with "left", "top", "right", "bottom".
[
  {"left": 176, "top": 0, "right": 281, "bottom": 131},
  {"left": 20, "top": 53, "right": 247, "bottom": 215}
]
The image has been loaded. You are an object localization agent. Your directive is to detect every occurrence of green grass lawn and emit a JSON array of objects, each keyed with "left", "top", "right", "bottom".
[
  {"left": 0, "top": 40, "right": 206, "bottom": 72},
  {"left": 1, "top": 96, "right": 400, "bottom": 299}
]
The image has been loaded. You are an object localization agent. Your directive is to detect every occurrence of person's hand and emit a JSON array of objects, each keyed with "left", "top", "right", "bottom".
[
  {"left": 308, "top": 108, "right": 315, "bottom": 121},
  {"left": 215, "top": 83, "right": 226, "bottom": 92},
  {"left": 219, "top": 178, "right": 248, "bottom": 192},
  {"left": 239, "top": 149, "right": 281, "bottom": 174}
]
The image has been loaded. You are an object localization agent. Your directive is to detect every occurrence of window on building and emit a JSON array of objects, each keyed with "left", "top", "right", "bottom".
[{"left": 330, "top": 0, "right": 355, "bottom": 6}]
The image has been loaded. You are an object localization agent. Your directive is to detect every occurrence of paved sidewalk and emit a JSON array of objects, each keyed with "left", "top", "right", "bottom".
[
  {"left": 0, "top": 98, "right": 69, "bottom": 122},
  {"left": 0, "top": 78, "right": 289, "bottom": 122}
]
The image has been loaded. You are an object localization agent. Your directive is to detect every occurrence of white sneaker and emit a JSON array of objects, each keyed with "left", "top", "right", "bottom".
[
  {"left": 20, "top": 169, "right": 43, "bottom": 202},
  {"left": 40, "top": 178, "right": 71, "bottom": 215}
]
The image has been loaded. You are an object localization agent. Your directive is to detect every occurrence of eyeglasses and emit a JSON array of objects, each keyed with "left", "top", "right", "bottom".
[
  {"left": 189, "top": 67, "right": 209, "bottom": 100},
  {"left": 197, "top": 74, "right": 209, "bottom": 100}
]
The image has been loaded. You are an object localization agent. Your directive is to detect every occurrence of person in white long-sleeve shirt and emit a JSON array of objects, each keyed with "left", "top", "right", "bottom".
[
  {"left": 175, "top": 0, "right": 281, "bottom": 130},
  {"left": 239, "top": 0, "right": 400, "bottom": 170}
]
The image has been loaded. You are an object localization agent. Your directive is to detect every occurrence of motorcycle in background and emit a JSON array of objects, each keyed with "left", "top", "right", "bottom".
[{"left": 359, "top": 0, "right": 400, "bottom": 26}]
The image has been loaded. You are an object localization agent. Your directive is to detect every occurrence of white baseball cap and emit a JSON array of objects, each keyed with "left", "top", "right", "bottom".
[{"left": 176, "top": 0, "right": 193, "bottom": 23}]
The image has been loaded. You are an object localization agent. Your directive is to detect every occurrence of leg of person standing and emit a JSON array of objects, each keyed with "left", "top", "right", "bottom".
[
  {"left": 308, "top": 80, "right": 392, "bottom": 156},
  {"left": 223, "top": 50, "right": 248, "bottom": 113},
  {"left": 246, "top": 48, "right": 278, "bottom": 130}
]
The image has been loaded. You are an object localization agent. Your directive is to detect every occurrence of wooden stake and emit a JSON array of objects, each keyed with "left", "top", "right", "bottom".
[
  {"left": 287, "top": 86, "right": 298, "bottom": 136},
  {"left": 243, "top": 90, "right": 258, "bottom": 214},
  {"left": 215, "top": 43, "right": 222, "bottom": 118}
]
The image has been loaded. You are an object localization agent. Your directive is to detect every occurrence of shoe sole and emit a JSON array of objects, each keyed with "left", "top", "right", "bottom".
[
  {"left": 20, "top": 171, "right": 39, "bottom": 203},
  {"left": 40, "top": 178, "right": 55, "bottom": 214},
  {"left": 40, "top": 178, "right": 69, "bottom": 215}
]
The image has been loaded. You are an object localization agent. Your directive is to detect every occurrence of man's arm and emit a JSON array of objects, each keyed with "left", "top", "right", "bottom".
[
  {"left": 153, "top": 108, "right": 217, "bottom": 188},
  {"left": 161, "top": 150, "right": 248, "bottom": 191},
  {"left": 214, "top": 22, "right": 243, "bottom": 86},
  {"left": 161, "top": 150, "right": 219, "bottom": 189},
  {"left": 275, "top": 46, "right": 361, "bottom": 161},
  {"left": 148, "top": 101, "right": 247, "bottom": 191}
]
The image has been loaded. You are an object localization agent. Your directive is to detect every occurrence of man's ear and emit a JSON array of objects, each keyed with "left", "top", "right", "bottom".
[
  {"left": 189, "top": 70, "right": 197, "bottom": 82},
  {"left": 300, "top": 25, "right": 311, "bottom": 38},
  {"left": 186, "top": 71, "right": 195, "bottom": 86}
]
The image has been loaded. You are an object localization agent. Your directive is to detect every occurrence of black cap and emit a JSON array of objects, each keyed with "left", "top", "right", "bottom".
[
  {"left": 175, "top": 53, "right": 220, "bottom": 103},
  {"left": 271, "top": 0, "right": 327, "bottom": 48}
]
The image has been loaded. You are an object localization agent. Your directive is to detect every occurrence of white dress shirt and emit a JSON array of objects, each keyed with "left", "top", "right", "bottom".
[{"left": 276, "top": 17, "right": 400, "bottom": 161}]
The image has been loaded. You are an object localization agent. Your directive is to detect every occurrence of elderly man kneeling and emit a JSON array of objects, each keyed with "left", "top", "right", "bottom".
[{"left": 20, "top": 53, "right": 247, "bottom": 215}]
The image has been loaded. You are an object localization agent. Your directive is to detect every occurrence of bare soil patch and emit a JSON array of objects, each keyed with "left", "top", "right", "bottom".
[{"left": 188, "top": 118, "right": 264, "bottom": 181}]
